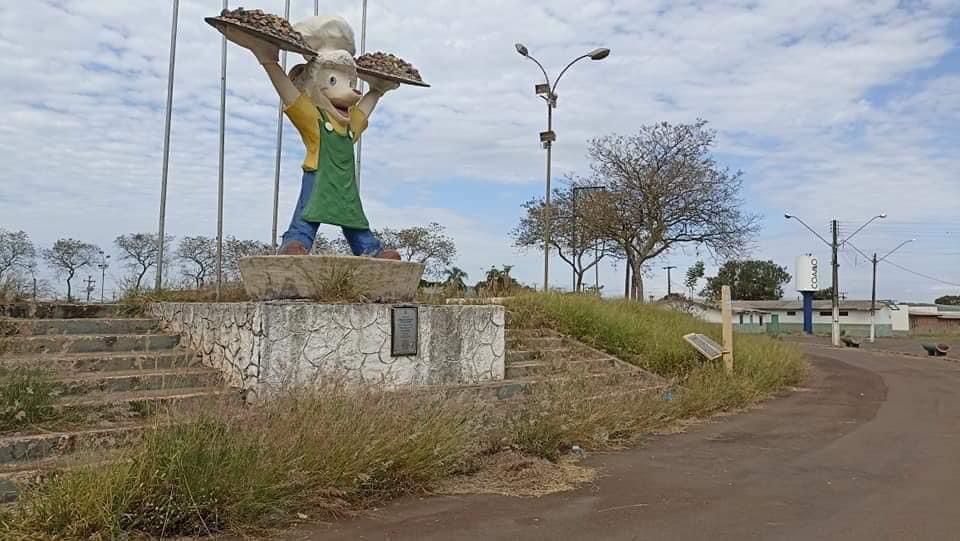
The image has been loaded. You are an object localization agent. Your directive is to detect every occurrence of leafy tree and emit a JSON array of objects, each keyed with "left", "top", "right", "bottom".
[
  {"left": 580, "top": 120, "right": 759, "bottom": 300},
  {"left": 684, "top": 261, "right": 705, "bottom": 298},
  {"left": 115, "top": 233, "right": 171, "bottom": 292},
  {"left": 935, "top": 295, "right": 960, "bottom": 306},
  {"left": 42, "top": 239, "right": 99, "bottom": 301},
  {"left": 702, "top": 260, "right": 791, "bottom": 301},
  {"left": 442, "top": 266, "right": 469, "bottom": 292},
  {"left": 512, "top": 185, "right": 616, "bottom": 291},
  {"left": 474, "top": 265, "right": 525, "bottom": 297},
  {"left": 223, "top": 237, "right": 272, "bottom": 281},
  {"left": 377, "top": 223, "right": 456, "bottom": 279},
  {"left": 812, "top": 287, "right": 834, "bottom": 300},
  {"left": 176, "top": 236, "right": 217, "bottom": 288},
  {"left": 0, "top": 228, "right": 35, "bottom": 283}
]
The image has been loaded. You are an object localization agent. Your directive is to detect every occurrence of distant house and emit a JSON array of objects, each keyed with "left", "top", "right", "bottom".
[
  {"left": 902, "top": 303, "right": 960, "bottom": 334},
  {"left": 661, "top": 298, "right": 907, "bottom": 337}
]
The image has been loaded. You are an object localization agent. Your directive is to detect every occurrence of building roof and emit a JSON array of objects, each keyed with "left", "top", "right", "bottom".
[{"left": 731, "top": 300, "right": 890, "bottom": 312}]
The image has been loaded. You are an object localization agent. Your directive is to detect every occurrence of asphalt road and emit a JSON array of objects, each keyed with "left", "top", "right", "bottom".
[{"left": 294, "top": 348, "right": 960, "bottom": 541}]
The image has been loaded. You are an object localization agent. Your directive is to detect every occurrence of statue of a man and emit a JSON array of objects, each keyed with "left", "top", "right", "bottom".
[{"left": 225, "top": 16, "right": 400, "bottom": 259}]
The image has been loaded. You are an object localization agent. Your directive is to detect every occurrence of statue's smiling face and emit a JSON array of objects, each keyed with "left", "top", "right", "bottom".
[{"left": 317, "top": 67, "right": 361, "bottom": 110}]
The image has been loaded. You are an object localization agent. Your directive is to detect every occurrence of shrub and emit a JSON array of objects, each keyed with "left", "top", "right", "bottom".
[{"left": 0, "top": 366, "right": 57, "bottom": 431}]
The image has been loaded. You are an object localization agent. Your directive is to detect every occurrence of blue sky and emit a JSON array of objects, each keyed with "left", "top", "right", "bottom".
[{"left": 1, "top": 0, "right": 959, "bottom": 301}]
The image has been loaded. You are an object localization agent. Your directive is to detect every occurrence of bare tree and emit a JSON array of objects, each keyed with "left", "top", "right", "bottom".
[
  {"left": 584, "top": 120, "right": 758, "bottom": 300},
  {"left": 175, "top": 236, "right": 217, "bottom": 288},
  {"left": 0, "top": 228, "right": 36, "bottom": 283},
  {"left": 376, "top": 223, "right": 456, "bottom": 279},
  {"left": 223, "top": 237, "right": 272, "bottom": 282},
  {"left": 512, "top": 185, "right": 616, "bottom": 291},
  {"left": 42, "top": 239, "right": 99, "bottom": 301},
  {"left": 115, "top": 233, "right": 171, "bottom": 292},
  {"left": 309, "top": 232, "right": 351, "bottom": 255}
]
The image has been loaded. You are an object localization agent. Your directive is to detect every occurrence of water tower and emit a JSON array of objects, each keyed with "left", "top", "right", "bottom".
[{"left": 795, "top": 254, "right": 819, "bottom": 334}]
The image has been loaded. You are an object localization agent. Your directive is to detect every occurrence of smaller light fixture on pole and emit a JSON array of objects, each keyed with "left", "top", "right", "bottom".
[{"left": 515, "top": 43, "right": 610, "bottom": 292}]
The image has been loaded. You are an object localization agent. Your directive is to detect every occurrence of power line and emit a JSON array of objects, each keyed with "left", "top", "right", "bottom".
[{"left": 881, "top": 259, "right": 960, "bottom": 288}]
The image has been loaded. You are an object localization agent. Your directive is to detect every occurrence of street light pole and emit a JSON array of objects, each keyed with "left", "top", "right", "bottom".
[
  {"left": 785, "top": 212, "right": 886, "bottom": 346},
  {"left": 97, "top": 251, "right": 110, "bottom": 303},
  {"left": 663, "top": 266, "right": 677, "bottom": 296},
  {"left": 515, "top": 43, "right": 610, "bottom": 292}
]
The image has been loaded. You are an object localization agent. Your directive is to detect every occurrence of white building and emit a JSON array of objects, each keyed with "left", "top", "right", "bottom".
[{"left": 665, "top": 299, "right": 907, "bottom": 337}]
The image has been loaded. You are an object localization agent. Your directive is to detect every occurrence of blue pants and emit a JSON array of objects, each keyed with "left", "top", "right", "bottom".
[{"left": 281, "top": 171, "right": 383, "bottom": 256}]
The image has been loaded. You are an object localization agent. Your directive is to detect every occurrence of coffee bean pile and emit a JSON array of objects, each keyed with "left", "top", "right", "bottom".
[
  {"left": 219, "top": 7, "right": 311, "bottom": 50},
  {"left": 357, "top": 52, "right": 423, "bottom": 83}
]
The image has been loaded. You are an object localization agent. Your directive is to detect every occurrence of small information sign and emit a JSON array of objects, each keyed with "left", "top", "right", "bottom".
[
  {"left": 391, "top": 305, "right": 419, "bottom": 357},
  {"left": 684, "top": 333, "right": 724, "bottom": 361}
]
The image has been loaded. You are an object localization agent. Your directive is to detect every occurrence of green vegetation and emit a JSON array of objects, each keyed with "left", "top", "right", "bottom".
[
  {"left": 0, "top": 366, "right": 58, "bottom": 431},
  {"left": 506, "top": 293, "right": 806, "bottom": 401},
  {"left": 3, "top": 293, "right": 806, "bottom": 539}
]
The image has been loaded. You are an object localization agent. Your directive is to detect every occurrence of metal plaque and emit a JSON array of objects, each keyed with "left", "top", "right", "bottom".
[
  {"left": 391, "top": 305, "right": 419, "bottom": 357},
  {"left": 684, "top": 333, "right": 724, "bottom": 361}
]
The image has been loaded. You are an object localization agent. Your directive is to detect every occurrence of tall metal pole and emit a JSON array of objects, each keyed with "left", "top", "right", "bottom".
[
  {"left": 664, "top": 266, "right": 676, "bottom": 296},
  {"left": 314, "top": 0, "right": 319, "bottom": 16},
  {"left": 571, "top": 189, "right": 577, "bottom": 292},
  {"left": 831, "top": 219, "right": 840, "bottom": 346},
  {"left": 870, "top": 252, "right": 878, "bottom": 343},
  {"left": 270, "top": 0, "right": 291, "bottom": 251},
  {"left": 155, "top": 0, "right": 180, "bottom": 291},
  {"left": 355, "top": 0, "right": 369, "bottom": 187},
  {"left": 216, "top": 0, "right": 228, "bottom": 300},
  {"left": 543, "top": 102, "right": 553, "bottom": 292}
]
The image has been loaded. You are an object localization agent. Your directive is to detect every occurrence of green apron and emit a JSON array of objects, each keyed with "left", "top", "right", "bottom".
[{"left": 301, "top": 109, "right": 370, "bottom": 229}]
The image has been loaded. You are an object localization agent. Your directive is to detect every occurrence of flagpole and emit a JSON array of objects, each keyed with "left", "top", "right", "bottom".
[
  {"left": 355, "top": 0, "right": 368, "bottom": 187},
  {"left": 155, "top": 0, "right": 179, "bottom": 291},
  {"left": 215, "top": 0, "right": 228, "bottom": 300},
  {"left": 270, "top": 0, "right": 291, "bottom": 251}
]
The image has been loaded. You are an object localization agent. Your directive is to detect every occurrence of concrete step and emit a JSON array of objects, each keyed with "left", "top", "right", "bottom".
[
  {"left": 0, "top": 303, "right": 124, "bottom": 320},
  {"left": 53, "top": 367, "right": 220, "bottom": 396},
  {"left": 0, "top": 421, "right": 149, "bottom": 466},
  {"left": 505, "top": 357, "right": 616, "bottom": 378},
  {"left": 505, "top": 328, "right": 562, "bottom": 339},
  {"left": 0, "top": 333, "right": 179, "bottom": 356},
  {"left": 2, "top": 318, "right": 160, "bottom": 337},
  {"left": 0, "top": 451, "right": 120, "bottom": 503},
  {"left": 57, "top": 386, "right": 234, "bottom": 419},
  {"left": 0, "top": 350, "right": 198, "bottom": 373},
  {"left": 506, "top": 336, "right": 565, "bottom": 349},
  {"left": 451, "top": 370, "right": 657, "bottom": 402},
  {"left": 506, "top": 348, "right": 570, "bottom": 363}
]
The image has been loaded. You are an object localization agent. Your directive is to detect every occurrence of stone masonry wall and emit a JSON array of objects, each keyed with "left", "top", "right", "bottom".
[{"left": 151, "top": 302, "right": 505, "bottom": 397}]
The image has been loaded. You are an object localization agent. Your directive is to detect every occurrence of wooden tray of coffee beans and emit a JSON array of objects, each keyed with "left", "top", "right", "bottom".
[
  {"left": 356, "top": 52, "right": 430, "bottom": 88},
  {"left": 206, "top": 7, "right": 315, "bottom": 57}
]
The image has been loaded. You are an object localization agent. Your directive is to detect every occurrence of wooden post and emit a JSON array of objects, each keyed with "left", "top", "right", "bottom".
[{"left": 721, "top": 285, "right": 734, "bottom": 373}]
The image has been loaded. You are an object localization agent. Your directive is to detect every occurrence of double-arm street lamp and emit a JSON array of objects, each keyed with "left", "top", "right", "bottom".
[
  {"left": 785, "top": 212, "right": 886, "bottom": 346},
  {"left": 515, "top": 43, "right": 610, "bottom": 291}
]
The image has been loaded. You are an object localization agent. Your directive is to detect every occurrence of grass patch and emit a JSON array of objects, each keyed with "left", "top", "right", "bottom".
[
  {"left": 2, "top": 293, "right": 806, "bottom": 539},
  {"left": 2, "top": 387, "right": 488, "bottom": 539},
  {"left": 119, "top": 285, "right": 250, "bottom": 316},
  {"left": 506, "top": 293, "right": 806, "bottom": 417},
  {"left": 0, "top": 366, "right": 58, "bottom": 432}
]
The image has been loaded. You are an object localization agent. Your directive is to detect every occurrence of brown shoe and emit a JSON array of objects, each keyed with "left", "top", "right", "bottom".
[
  {"left": 377, "top": 249, "right": 401, "bottom": 260},
  {"left": 278, "top": 241, "right": 308, "bottom": 255}
]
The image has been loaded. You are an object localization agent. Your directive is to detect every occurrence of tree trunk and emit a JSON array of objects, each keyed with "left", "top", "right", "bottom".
[
  {"left": 136, "top": 267, "right": 148, "bottom": 292},
  {"left": 629, "top": 259, "right": 644, "bottom": 301},
  {"left": 65, "top": 271, "right": 74, "bottom": 302}
]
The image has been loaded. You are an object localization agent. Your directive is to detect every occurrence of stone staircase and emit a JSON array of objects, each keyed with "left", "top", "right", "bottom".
[
  {"left": 0, "top": 304, "right": 227, "bottom": 502},
  {"left": 457, "top": 328, "right": 665, "bottom": 401}
]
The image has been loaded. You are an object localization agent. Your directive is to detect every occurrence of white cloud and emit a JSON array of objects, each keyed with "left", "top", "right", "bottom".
[{"left": 0, "top": 0, "right": 957, "bottom": 300}]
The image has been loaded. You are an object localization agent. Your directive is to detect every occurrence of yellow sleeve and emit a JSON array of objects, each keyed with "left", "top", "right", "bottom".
[
  {"left": 284, "top": 94, "right": 320, "bottom": 144},
  {"left": 349, "top": 106, "right": 369, "bottom": 142}
]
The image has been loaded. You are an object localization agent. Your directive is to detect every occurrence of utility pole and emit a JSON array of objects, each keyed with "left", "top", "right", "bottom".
[
  {"left": 831, "top": 219, "right": 840, "bottom": 347},
  {"left": 871, "top": 252, "right": 878, "bottom": 343},
  {"left": 663, "top": 266, "right": 677, "bottom": 296},
  {"left": 84, "top": 276, "right": 96, "bottom": 303},
  {"left": 97, "top": 251, "right": 110, "bottom": 303}
]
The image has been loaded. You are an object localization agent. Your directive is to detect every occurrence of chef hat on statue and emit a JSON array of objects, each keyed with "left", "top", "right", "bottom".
[{"left": 290, "top": 16, "right": 358, "bottom": 77}]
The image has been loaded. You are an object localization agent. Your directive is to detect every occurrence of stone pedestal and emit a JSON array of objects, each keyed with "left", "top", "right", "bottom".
[
  {"left": 151, "top": 302, "right": 505, "bottom": 399},
  {"left": 239, "top": 255, "right": 425, "bottom": 303}
]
